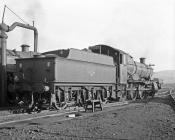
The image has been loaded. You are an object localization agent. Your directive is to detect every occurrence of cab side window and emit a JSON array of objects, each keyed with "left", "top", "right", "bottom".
[
  {"left": 120, "top": 54, "right": 123, "bottom": 64},
  {"left": 120, "top": 54, "right": 127, "bottom": 65},
  {"left": 123, "top": 54, "right": 126, "bottom": 65}
]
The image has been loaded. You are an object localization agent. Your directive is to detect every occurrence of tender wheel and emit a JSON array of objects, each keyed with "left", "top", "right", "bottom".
[
  {"left": 139, "top": 90, "right": 146, "bottom": 99},
  {"left": 151, "top": 91, "right": 155, "bottom": 98},
  {"left": 118, "top": 91, "right": 127, "bottom": 101},
  {"left": 130, "top": 91, "right": 137, "bottom": 101}
]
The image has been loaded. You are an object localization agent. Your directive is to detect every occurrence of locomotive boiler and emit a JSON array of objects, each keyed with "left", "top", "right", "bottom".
[{"left": 127, "top": 58, "right": 153, "bottom": 80}]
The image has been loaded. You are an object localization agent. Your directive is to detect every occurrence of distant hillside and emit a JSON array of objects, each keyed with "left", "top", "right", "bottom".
[{"left": 153, "top": 70, "right": 175, "bottom": 84}]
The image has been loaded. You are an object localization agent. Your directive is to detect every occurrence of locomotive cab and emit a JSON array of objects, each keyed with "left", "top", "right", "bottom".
[{"left": 89, "top": 44, "right": 128, "bottom": 84}]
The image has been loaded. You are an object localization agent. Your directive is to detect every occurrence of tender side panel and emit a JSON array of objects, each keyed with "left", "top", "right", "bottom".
[
  {"left": 32, "top": 58, "right": 55, "bottom": 83},
  {"left": 68, "top": 48, "right": 114, "bottom": 66},
  {"left": 16, "top": 58, "right": 55, "bottom": 83},
  {"left": 16, "top": 59, "right": 34, "bottom": 82},
  {"left": 55, "top": 58, "right": 116, "bottom": 84}
]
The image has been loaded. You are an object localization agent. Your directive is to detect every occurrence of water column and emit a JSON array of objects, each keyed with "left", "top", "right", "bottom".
[{"left": 0, "top": 29, "right": 8, "bottom": 106}]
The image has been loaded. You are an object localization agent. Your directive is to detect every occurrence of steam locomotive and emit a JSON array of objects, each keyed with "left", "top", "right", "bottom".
[{"left": 9, "top": 44, "right": 158, "bottom": 108}]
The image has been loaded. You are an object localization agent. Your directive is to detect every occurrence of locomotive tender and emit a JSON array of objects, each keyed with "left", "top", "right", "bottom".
[{"left": 14, "top": 44, "right": 158, "bottom": 107}]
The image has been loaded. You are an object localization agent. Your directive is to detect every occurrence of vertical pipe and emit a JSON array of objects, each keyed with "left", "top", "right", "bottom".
[
  {"left": 0, "top": 31, "right": 7, "bottom": 106},
  {"left": 2, "top": 5, "right": 6, "bottom": 23},
  {"left": 33, "top": 21, "right": 38, "bottom": 52},
  {"left": 34, "top": 31, "right": 38, "bottom": 52}
]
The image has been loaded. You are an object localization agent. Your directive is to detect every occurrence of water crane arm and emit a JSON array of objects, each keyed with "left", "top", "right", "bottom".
[
  {"left": 0, "top": 22, "right": 38, "bottom": 52},
  {"left": 8, "top": 22, "right": 38, "bottom": 52},
  {"left": 7, "top": 22, "right": 37, "bottom": 32}
]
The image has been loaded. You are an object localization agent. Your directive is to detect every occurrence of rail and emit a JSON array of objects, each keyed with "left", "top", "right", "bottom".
[{"left": 169, "top": 89, "right": 175, "bottom": 101}]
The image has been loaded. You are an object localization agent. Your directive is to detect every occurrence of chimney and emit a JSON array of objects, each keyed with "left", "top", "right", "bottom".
[
  {"left": 21, "top": 44, "right": 30, "bottom": 52},
  {"left": 140, "top": 57, "right": 146, "bottom": 64}
]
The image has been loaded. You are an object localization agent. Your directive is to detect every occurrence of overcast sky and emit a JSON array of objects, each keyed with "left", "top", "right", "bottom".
[{"left": 0, "top": 0, "right": 174, "bottom": 71}]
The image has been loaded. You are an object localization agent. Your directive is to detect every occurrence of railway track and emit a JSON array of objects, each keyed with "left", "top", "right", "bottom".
[
  {"left": 155, "top": 88, "right": 173, "bottom": 96},
  {"left": 169, "top": 89, "right": 175, "bottom": 101},
  {"left": 0, "top": 89, "right": 174, "bottom": 126},
  {"left": 155, "top": 88, "right": 175, "bottom": 104},
  {"left": 0, "top": 101, "right": 129, "bottom": 126}
]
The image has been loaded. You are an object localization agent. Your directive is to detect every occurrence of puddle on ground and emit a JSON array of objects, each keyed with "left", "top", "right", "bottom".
[{"left": 28, "top": 122, "right": 40, "bottom": 125}]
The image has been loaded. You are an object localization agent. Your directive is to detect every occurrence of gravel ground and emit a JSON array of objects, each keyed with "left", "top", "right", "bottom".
[{"left": 0, "top": 88, "right": 175, "bottom": 140}]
